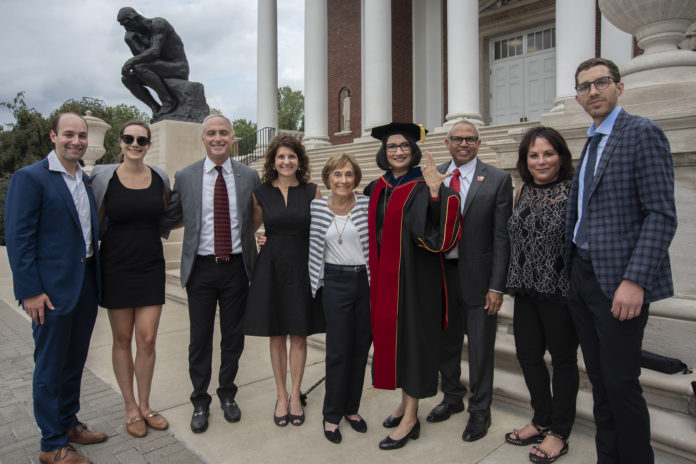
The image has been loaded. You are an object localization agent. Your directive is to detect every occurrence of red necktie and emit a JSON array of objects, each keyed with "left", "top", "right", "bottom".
[
  {"left": 214, "top": 166, "right": 232, "bottom": 257},
  {"left": 450, "top": 168, "right": 461, "bottom": 195}
]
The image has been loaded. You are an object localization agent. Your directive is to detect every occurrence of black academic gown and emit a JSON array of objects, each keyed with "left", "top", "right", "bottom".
[{"left": 364, "top": 168, "right": 461, "bottom": 398}]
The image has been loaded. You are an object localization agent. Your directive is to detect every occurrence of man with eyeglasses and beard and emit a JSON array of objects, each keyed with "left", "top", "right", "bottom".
[
  {"left": 565, "top": 57, "right": 676, "bottom": 464},
  {"left": 430, "top": 119, "right": 513, "bottom": 442}
]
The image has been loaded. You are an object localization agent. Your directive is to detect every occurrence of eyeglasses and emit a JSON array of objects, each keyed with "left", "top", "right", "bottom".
[
  {"left": 575, "top": 76, "right": 614, "bottom": 96},
  {"left": 449, "top": 136, "right": 478, "bottom": 146},
  {"left": 386, "top": 142, "right": 411, "bottom": 153},
  {"left": 121, "top": 134, "right": 150, "bottom": 146}
]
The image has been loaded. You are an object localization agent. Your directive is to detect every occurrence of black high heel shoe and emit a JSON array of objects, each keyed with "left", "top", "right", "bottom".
[
  {"left": 344, "top": 415, "right": 367, "bottom": 433},
  {"left": 323, "top": 420, "right": 342, "bottom": 444},
  {"left": 378, "top": 419, "right": 420, "bottom": 450}
]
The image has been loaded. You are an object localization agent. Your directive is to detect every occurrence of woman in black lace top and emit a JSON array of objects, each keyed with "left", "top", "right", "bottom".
[{"left": 504, "top": 127, "right": 578, "bottom": 463}]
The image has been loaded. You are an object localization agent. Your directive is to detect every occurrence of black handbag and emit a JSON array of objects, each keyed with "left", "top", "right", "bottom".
[{"left": 640, "top": 350, "right": 689, "bottom": 374}]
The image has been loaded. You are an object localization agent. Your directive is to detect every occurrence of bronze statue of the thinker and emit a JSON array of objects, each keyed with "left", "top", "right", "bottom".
[{"left": 118, "top": 7, "right": 209, "bottom": 123}]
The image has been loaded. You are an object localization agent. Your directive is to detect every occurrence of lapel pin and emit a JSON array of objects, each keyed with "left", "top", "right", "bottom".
[{"left": 477, "top": 176, "right": 485, "bottom": 182}]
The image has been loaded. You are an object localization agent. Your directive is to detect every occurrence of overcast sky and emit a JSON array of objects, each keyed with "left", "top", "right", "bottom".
[{"left": 0, "top": 0, "right": 304, "bottom": 127}]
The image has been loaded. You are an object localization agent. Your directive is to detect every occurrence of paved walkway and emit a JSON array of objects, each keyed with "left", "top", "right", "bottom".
[{"left": 0, "top": 247, "right": 691, "bottom": 463}]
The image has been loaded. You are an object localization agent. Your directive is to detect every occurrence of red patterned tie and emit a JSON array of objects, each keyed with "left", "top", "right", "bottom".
[
  {"left": 450, "top": 168, "right": 461, "bottom": 195},
  {"left": 214, "top": 165, "right": 232, "bottom": 258}
]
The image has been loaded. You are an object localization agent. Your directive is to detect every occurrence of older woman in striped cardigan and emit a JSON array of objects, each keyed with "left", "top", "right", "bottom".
[{"left": 309, "top": 153, "right": 371, "bottom": 445}]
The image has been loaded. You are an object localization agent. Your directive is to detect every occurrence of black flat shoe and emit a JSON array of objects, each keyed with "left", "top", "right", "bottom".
[
  {"left": 529, "top": 441, "right": 569, "bottom": 463},
  {"left": 273, "top": 401, "right": 289, "bottom": 427},
  {"left": 323, "top": 420, "right": 342, "bottom": 444},
  {"left": 382, "top": 414, "right": 403, "bottom": 428},
  {"left": 426, "top": 401, "right": 465, "bottom": 423},
  {"left": 221, "top": 400, "right": 241, "bottom": 423},
  {"left": 190, "top": 406, "right": 209, "bottom": 433},
  {"left": 344, "top": 416, "right": 367, "bottom": 433},
  {"left": 462, "top": 414, "right": 491, "bottom": 442},
  {"left": 379, "top": 419, "right": 420, "bottom": 450}
]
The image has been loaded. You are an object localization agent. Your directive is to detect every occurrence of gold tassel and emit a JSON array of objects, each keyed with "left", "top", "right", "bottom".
[{"left": 418, "top": 124, "right": 425, "bottom": 142}]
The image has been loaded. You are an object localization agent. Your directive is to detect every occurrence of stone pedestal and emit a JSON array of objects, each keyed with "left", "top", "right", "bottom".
[{"left": 148, "top": 120, "right": 207, "bottom": 268}]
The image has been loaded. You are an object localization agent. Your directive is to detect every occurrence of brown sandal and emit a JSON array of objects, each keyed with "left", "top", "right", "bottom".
[
  {"left": 144, "top": 411, "right": 169, "bottom": 430},
  {"left": 126, "top": 416, "right": 147, "bottom": 437}
]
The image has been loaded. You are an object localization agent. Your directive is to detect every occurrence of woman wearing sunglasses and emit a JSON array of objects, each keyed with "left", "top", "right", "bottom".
[{"left": 90, "top": 119, "right": 172, "bottom": 438}]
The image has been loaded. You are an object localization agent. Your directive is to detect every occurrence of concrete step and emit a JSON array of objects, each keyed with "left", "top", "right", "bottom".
[{"left": 164, "top": 269, "right": 696, "bottom": 461}]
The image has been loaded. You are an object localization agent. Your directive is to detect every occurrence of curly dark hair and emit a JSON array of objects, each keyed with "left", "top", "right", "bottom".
[
  {"left": 375, "top": 133, "right": 422, "bottom": 172},
  {"left": 517, "top": 126, "right": 574, "bottom": 185},
  {"left": 261, "top": 133, "right": 311, "bottom": 184}
]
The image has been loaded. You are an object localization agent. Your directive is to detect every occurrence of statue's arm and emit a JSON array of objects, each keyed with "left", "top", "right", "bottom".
[{"left": 126, "top": 19, "right": 167, "bottom": 66}]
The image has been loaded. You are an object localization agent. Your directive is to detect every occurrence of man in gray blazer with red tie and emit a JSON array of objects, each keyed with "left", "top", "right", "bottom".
[
  {"left": 431, "top": 119, "right": 512, "bottom": 442},
  {"left": 566, "top": 58, "right": 677, "bottom": 464},
  {"left": 165, "top": 114, "right": 259, "bottom": 433}
]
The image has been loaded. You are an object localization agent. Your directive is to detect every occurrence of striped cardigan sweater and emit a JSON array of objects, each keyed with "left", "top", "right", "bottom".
[{"left": 309, "top": 193, "right": 371, "bottom": 297}]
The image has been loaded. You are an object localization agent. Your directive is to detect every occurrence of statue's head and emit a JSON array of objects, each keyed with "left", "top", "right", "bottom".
[{"left": 117, "top": 7, "right": 145, "bottom": 31}]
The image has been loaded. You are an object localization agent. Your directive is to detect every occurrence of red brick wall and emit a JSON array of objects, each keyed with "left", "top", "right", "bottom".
[
  {"left": 391, "top": 0, "right": 413, "bottom": 123},
  {"left": 328, "top": 0, "right": 362, "bottom": 145}
]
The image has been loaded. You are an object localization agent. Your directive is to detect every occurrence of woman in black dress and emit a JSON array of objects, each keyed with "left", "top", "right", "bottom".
[
  {"left": 245, "top": 134, "right": 323, "bottom": 427},
  {"left": 504, "top": 126, "right": 577, "bottom": 463},
  {"left": 90, "top": 120, "right": 171, "bottom": 438}
]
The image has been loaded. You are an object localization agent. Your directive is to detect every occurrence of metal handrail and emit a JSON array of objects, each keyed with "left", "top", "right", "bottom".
[{"left": 234, "top": 127, "right": 276, "bottom": 165}]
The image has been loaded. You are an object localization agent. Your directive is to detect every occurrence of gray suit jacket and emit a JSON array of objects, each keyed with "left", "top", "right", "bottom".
[
  {"left": 90, "top": 163, "right": 172, "bottom": 239},
  {"left": 438, "top": 159, "right": 512, "bottom": 306},
  {"left": 164, "top": 158, "right": 260, "bottom": 287}
]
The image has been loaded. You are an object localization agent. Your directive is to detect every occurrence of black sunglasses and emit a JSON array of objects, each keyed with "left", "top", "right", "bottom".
[{"left": 121, "top": 134, "right": 150, "bottom": 146}]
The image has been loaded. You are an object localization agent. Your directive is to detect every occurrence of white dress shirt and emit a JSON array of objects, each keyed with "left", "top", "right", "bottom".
[
  {"left": 444, "top": 157, "right": 477, "bottom": 260},
  {"left": 47, "top": 151, "right": 93, "bottom": 257},
  {"left": 198, "top": 157, "right": 242, "bottom": 255}
]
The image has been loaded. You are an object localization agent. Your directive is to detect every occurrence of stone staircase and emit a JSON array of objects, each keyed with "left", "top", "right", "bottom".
[{"left": 163, "top": 127, "right": 696, "bottom": 461}]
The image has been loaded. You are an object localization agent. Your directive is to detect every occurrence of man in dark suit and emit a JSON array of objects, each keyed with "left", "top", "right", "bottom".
[
  {"left": 431, "top": 119, "right": 512, "bottom": 441},
  {"left": 5, "top": 112, "right": 107, "bottom": 464},
  {"left": 566, "top": 58, "right": 676, "bottom": 464},
  {"left": 165, "top": 114, "right": 260, "bottom": 433}
]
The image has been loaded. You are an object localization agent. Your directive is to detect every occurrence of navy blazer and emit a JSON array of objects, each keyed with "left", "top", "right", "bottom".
[
  {"left": 5, "top": 156, "right": 101, "bottom": 314},
  {"left": 564, "top": 109, "right": 677, "bottom": 302}
]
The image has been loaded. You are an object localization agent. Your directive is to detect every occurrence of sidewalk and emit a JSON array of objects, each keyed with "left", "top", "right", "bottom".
[{"left": 0, "top": 247, "right": 691, "bottom": 463}]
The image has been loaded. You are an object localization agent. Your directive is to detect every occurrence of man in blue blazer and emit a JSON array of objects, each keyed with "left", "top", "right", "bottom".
[
  {"left": 164, "top": 114, "right": 260, "bottom": 433},
  {"left": 565, "top": 58, "right": 677, "bottom": 464},
  {"left": 5, "top": 112, "right": 107, "bottom": 464}
]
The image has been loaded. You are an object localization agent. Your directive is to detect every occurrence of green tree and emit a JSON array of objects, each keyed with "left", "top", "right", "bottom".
[
  {"left": 233, "top": 118, "right": 257, "bottom": 157},
  {"left": 277, "top": 86, "right": 304, "bottom": 131}
]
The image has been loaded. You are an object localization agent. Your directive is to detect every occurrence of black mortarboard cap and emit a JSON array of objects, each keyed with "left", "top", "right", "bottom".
[{"left": 370, "top": 122, "right": 427, "bottom": 143}]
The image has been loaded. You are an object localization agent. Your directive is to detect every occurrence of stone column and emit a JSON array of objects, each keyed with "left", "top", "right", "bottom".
[
  {"left": 303, "top": 0, "right": 331, "bottom": 148},
  {"left": 362, "top": 0, "right": 392, "bottom": 136},
  {"left": 551, "top": 0, "right": 596, "bottom": 112},
  {"left": 444, "top": 0, "right": 482, "bottom": 126},
  {"left": 257, "top": 0, "right": 278, "bottom": 132}
]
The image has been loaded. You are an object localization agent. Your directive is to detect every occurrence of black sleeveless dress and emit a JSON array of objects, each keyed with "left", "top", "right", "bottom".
[
  {"left": 245, "top": 182, "right": 325, "bottom": 336},
  {"left": 100, "top": 169, "right": 165, "bottom": 309}
]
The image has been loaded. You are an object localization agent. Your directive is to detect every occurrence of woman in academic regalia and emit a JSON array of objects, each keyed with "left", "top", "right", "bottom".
[{"left": 363, "top": 122, "right": 462, "bottom": 450}]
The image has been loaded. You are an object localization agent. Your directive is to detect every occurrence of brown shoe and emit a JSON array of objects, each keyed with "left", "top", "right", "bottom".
[
  {"left": 126, "top": 416, "right": 148, "bottom": 437},
  {"left": 67, "top": 422, "right": 107, "bottom": 444},
  {"left": 39, "top": 445, "right": 91, "bottom": 463},
  {"left": 144, "top": 411, "right": 169, "bottom": 430}
]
